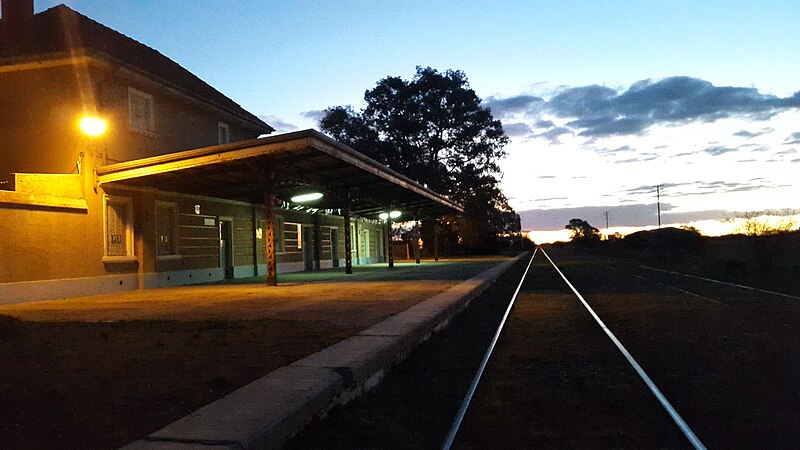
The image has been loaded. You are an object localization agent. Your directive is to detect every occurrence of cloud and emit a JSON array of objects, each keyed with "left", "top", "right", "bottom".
[
  {"left": 613, "top": 145, "right": 634, "bottom": 153},
  {"left": 703, "top": 146, "right": 738, "bottom": 156},
  {"left": 534, "top": 120, "right": 555, "bottom": 128},
  {"left": 503, "top": 122, "right": 534, "bottom": 137},
  {"left": 523, "top": 77, "right": 800, "bottom": 137},
  {"left": 533, "top": 126, "right": 573, "bottom": 143},
  {"left": 259, "top": 115, "right": 299, "bottom": 133},
  {"left": 301, "top": 109, "right": 327, "bottom": 122},
  {"left": 596, "top": 145, "right": 635, "bottom": 155},
  {"left": 620, "top": 181, "right": 755, "bottom": 197},
  {"left": 483, "top": 95, "right": 544, "bottom": 118},
  {"left": 519, "top": 203, "right": 738, "bottom": 230},
  {"left": 774, "top": 148, "right": 798, "bottom": 156},
  {"left": 532, "top": 196, "right": 567, "bottom": 201},
  {"left": 784, "top": 131, "right": 800, "bottom": 145},
  {"left": 537, "top": 175, "right": 556, "bottom": 179},
  {"left": 650, "top": 179, "right": 780, "bottom": 197},
  {"left": 734, "top": 127, "right": 773, "bottom": 139}
]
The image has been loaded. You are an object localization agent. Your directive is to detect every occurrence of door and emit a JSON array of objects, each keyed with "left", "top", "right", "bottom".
[
  {"left": 220, "top": 219, "right": 234, "bottom": 279},
  {"left": 362, "top": 229, "right": 370, "bottom": 263},
  {"left": 302, "top": 225, "right": 314, "bottom": 271},
  {"left": 331, "top": 228, "right": 339, "bottom": 268}
]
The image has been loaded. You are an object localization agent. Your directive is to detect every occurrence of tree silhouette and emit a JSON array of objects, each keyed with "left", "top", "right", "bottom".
[
  {"left": 319, "top": 67, "right": 514, "bottom": 252},
  {"left": 565, "top": 218, "right": 600, "bottom": 243}
]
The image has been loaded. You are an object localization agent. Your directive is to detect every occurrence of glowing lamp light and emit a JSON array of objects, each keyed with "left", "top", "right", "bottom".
[
  {"left": 389, "top": 210, "right": 401, "bottom": 219},
  {"left": 79, "top": 116, "right": 107, "bottom": 136},
  {"left": 290, "top": 192, "right": 323, "bottom": 203},
  {"left": 379, "top": 212, "right": 389, "bottom": 220}
]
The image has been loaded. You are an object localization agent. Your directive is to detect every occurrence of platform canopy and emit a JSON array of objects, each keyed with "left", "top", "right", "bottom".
[{"left": 96, "top": 129, "right": 463, "bottom": 218}]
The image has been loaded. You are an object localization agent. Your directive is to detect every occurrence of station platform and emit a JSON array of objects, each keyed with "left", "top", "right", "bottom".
[{"left": 0, "top": 256, "right": 523, "bottom": 449}]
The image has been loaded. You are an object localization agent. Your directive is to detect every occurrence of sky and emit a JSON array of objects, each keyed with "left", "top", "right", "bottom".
[{"left": 38, "top": 1, "right": 800, "bottom": 242}]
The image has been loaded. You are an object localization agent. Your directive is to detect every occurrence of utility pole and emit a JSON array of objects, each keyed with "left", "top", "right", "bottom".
[
  {"left": 604, "top": 211, "right": 610, "bottom": 238},
  {"left": 656, "top": 185, "right": 662, "bottom": 228}
]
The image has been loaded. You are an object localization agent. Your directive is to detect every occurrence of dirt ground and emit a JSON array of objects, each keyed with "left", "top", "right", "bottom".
[
  {"left": 0, "top": 258, "right": 506, "bottom": 450},
  {"left": 289, "top": 248, "right": 800, "bottom": 449}
]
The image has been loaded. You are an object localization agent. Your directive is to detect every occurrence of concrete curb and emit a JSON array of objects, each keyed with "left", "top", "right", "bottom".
[{"left": 122, "top": 254, "right": 525, "bottom": 450}]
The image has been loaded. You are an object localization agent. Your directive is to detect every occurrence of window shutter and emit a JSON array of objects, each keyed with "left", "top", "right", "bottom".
[{"left": 106, "top": 201, "right": 129, "bottom": 256}]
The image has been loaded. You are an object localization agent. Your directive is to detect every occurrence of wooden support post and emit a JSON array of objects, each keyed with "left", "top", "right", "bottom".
[
  {"left": 264, "top": 171, "right": 277, "bottom": 286},
  {"left": 344, "top": 192, "right": 353, "bottom": 274},
  {"left": 387, "top": 219, "right": 394, "bottom": 269},
  {"left": 433, "top": 218, "right": 439, "bottom": 262},
  {"left": 252, "top": 207, "right": 259, "bottom": 276},
  {"left": 312, "top": 215, "right": 321, "bottom": 271},
  {"left": 414, "top": 219, "right": 421, "bottom": 265}
]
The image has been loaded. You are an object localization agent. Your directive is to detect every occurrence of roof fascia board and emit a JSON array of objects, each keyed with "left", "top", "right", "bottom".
[
  {"left": 0, "top": 52, "right": 105, "bottom": 73},
  {"left": 97, "top": 139, "right": 309, "bottom": 184}
]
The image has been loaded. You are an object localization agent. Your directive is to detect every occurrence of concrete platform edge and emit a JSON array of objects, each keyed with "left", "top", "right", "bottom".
[{"left": 121, "top": 254, "right": 526, "bottom": 450}]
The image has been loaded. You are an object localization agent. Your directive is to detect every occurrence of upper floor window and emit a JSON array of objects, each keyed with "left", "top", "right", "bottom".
[
  {"left": 218, "top": 122, "right": 230, "bottom": 144},
  {"left": 129, "top": 87, "right": 155, "bottom": 135}
]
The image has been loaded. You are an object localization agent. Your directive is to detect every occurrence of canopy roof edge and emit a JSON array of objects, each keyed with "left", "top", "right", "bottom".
[{"left": 97, "top": 129, "right": 463, "bottom": 216}]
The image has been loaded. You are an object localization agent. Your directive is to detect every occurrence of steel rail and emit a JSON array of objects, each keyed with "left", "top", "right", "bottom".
[
  {"left": 640, "top": 265, "right": 800, "bottom": 300},
  {"left": 441, "top": 248, "right": 538, "bottom": 450},
  {"left": 541, "top": 247, "right": 706, "bottom": 450}
]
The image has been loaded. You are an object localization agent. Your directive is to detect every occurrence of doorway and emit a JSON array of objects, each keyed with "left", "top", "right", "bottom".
[
  {"left": 362, "top": 229, "right": 370, "bottom": 263},
  {"left": 302, "top": 225, "right": 314, "bottom": 271},
  {"left": 331, "top": 228, "right": 339, "bottom": 268},
  {"left": 220, "top": 218, "right": 234, "bottom": 279}
]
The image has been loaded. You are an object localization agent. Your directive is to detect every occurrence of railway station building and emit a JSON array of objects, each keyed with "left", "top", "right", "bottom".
[{"left": 0, "top": 2, "right": 462, "bottom": 303}]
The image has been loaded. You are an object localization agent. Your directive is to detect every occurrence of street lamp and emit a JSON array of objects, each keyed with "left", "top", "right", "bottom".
[
  {"left": 79, "top": 116, "right": 107, "bottom": 137},
  {"left": 378, "top": 210, "right": 401, "bottom": 268},
  {"left": 379, "top": 210, "right": 400, "bottom": 220}
]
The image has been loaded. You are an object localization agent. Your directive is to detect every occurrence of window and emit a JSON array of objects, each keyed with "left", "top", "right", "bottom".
[
  {"left": 104, "top": 196, "right": 134, "bottom": 259},
  {"left": 296, "top": 223, "right": 303, "bottom": 249},
  {"left": 155, "top": 202, "right": 178, "bottom": 256},
  {"left": 218, "top": 122, "right": 230, "bottom": 144},
  {"left": 128, "top": 87, "right": 155, "bottom": 135},
  {"left": 275, "top": 216, "right": 285, "bottom": 253}
]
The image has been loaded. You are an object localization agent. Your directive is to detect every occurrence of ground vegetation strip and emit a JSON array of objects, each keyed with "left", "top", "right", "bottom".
[
  {"left": 0, "top": 259, "right": 501, "bottom": 449},
  {"left": 290, "top": 248, "right": 800, "bottom": 449}
]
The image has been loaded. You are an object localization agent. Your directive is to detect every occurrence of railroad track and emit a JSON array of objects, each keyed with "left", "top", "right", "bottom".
[
  {"left": 444, "top": 247, "right": 704, "bottom": 449},
  {"left": 447, "top": 247, "right": 800, "bottom": 449},
  {"left": 288, "top": 247, "right": 800, "bottom": 449}
]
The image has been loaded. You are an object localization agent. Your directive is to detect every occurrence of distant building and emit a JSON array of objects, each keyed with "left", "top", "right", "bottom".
[{"left": 0, "top": 1, "right": 460, "bottom": 303}]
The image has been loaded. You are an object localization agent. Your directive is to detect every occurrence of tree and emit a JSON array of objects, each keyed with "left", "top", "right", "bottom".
[
  {"left": 729, "top": 210, "right": 798, "bottom": 236},
  {"left": 565, "top": 218, "right": 600, "bottom": 243},
  {"left": 319, "top": 67, "right": 514, "bottom": 252}
]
